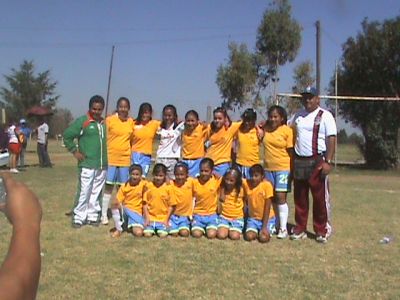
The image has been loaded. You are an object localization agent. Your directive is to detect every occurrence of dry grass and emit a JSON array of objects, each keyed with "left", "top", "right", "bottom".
[{"left": 0, "top": 140, "right": 399, "bottom": 299}]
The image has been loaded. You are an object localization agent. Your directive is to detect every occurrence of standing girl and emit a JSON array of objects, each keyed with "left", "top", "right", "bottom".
[
  {"left": 143, "top": 164, "right": 176, "bottom": 238},
  {"left": 191, "top": 158, "right": 221, "bottom": 239},
  {"left": 217, "top": 167, "right": 245, "bottom": 240},
  {"left": 205, "top": 107, "right": 241, "bottom": 176},
  {"left": 111, "top": 164, "right": 147, "bottom": 238},
  {"left": 235, "top": 108, "right": 262, "bottom": 179},
  {"left": 155, "top": 104, "right": 184, "bottom": 180},
  {"left": 131, "top": 103, "right": 161, "bottom": 177},
  {"left": 169, "top": 162, "right": 193, "bottom": 237},
  {"left": 262, "top": 105, "right": 294, "bottom": 239},
  {"left": 181, "top": 110, "right": 207, "bottom": 178},
  {"left": 102, "top": 97, "right": 134, "bottom": 225}
]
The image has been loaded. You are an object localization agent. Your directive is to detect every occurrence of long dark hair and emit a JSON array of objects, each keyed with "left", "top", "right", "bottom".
[
  {"left": 211, "top": 107, "right": 231, "bottom": 133},
  {"left": 220, "top": 167, "right": 242, "bottom": 197},
  {"left": 160, "top": 104, "right": 179, "bottom": 129},
  {"left": 135, "top": 102, "right": 153, "bottom": 125}
]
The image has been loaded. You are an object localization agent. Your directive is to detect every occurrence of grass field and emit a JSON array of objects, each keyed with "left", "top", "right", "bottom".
[{"left": 0, "top": 141, "right": 399, "bottom": 299}]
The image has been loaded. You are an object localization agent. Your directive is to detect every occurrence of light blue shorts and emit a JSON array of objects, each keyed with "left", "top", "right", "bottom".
[
  {"left": 213, "top": 162, "right": 231, "bottom": 177},
  {"left": 182, "top": 158, "right": 202, "bottom": 178},
  {"left": 246, "top": 216, "right": 276, "bottom": 234},
  {"left": 217, "top": 216, "right": 244, "bottom": 233},
  {"left": 123, "top": 207, "right": 144, "bottom": 228},
  {"left": 236, "top": 164, "right": 251, "bottom": 179},
  {"left": 265, "top": 170, "right": 291, "bottom": 192},
  {"left": 106, "top": 166, "right": 130, "bottom": 185},
  {"left": 191, "top": 214, "right": 218, "bottom": 233},
  {"left": 131, "top": 152, "right": 151, "bottom": 177},
  {"left": 143, "top": 221, "right": 168, "bottom": 235},
  {"left": 169, "top": 214, "right": 191, "bottom": 234}
]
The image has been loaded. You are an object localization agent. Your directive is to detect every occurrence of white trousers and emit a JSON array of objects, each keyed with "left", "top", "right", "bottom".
[{"left": 73, "top": 167, "right": 106, "bottom": 224}]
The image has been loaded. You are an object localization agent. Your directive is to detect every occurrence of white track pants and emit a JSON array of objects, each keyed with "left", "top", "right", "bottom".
[{"left": 73, "top": 167, "right": 106, "bottom": 224}]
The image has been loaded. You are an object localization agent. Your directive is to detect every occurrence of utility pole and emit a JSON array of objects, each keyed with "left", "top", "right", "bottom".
[
  {"left": 105, "top": 45, "right": 115, "bottom": 117},
  {"left": 316, "top": 20, "right": 321, "bottom": 95}
]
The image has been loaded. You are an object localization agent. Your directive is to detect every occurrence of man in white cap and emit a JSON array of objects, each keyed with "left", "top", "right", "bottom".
[
  {"left": 289, "top": 86, "right": 337, "bottom": 243},
  {"left": 18, "top": 119, "right": 32, "bottom": 168}
]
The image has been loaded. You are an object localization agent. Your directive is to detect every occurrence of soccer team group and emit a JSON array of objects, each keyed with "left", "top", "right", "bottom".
[{"left": 63, "top": 86, "right": 337, "bottom": 243}]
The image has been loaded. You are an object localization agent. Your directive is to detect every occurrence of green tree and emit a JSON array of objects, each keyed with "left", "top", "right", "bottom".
[
  {"left": 216, "top": 42, "right": 258, "bottom": 110},
  {"left": 286, "top": 60, "right": 315, "bottom": 114},
  {"left": 216, "top": 0, "right": 302, "bottom": 112},
  {"left": 0, "top": 60, "right": 59, "bottom": 120},
  {"left": 48, "top": 108, "right": 73, "bottom": 138},
  {"left": 256, "top": 0, "right": 302, "bottom": 94},
  {"left": 331, "top": 17, "right": 400, "bottom": 169}
]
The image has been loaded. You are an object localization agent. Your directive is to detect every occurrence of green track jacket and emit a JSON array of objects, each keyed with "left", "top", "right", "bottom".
[{"left": 63, "top": 113, "right": 108, "bottom": 169}]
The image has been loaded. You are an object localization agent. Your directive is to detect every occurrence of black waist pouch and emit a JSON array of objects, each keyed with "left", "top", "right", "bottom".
[{"left": 294, "top": 157, "right": 321, "bottom": 180}]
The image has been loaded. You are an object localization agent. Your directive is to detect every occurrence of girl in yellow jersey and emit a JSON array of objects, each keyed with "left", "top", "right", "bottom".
[
  {"left": 262, "top": 105, "right": 294, "bottom": 239},
  {"left": 143, "top": 164, "right": 176, "bottom": 238},
  {"left": 181, "top": 110, "right": 208, "bottom": 178},
  {"left": 243, "top": 164, "right": 275, "bottom": 243},
  {"left": 191, "top": 158, "right": 221, "bottom": 239},
  {"left": 235, "top": 108, "right": 263, "bottom": 179},
  {"left": 111, "top": 164, "right": 147, "bottom": 238},
  {"left": 205, "top": 107, "right": 241, "bottom": 176},
  {"left": 102, "top": 97, "right": 135, "bottom": 225},
  {"left": 217, "top": 167, "right": 245, "bottom": 240},
  {"left": 169, "top": 162, "right": 193, "bottom": 237},
  {"left": 131, "top": 103, "right": 161, "bottom": 177}
]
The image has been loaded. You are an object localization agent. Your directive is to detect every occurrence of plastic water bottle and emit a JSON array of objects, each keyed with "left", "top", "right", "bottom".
[{"left": 379, "top": 236, "right": 393, "bottom": 244}]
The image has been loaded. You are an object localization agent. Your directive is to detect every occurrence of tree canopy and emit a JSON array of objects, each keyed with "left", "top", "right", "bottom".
[
  {"left": 332, "top": 17, "right": 400, "bottom": 169},
  {"left": 216, "top": 0, "right": 302, "bottom": 112},
  {"left": 0, "top": 60, "right": 59, "bottom": 120}
]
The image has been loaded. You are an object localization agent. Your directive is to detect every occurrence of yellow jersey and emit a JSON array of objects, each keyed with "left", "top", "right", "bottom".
[
  {"left": 205, "top": 121, "right": 242, "bottom": 165},
  {"left": 243, "top": 179, "right": 274, "bottom": 220},
  {"left": 236, "top": 128, "right": 260, "bottom": 167},
  {"left": 106, "top": 114, "right": 134, "bottom": 166},
  {"left": 116, "top": 180, "right": 147, "bottom": 214},
  {"left": 144, "top": 182, "right": 176, "bottom": 222},
  {"left": 220, "top": 187, "right": 245, "bottom": 219},
  {"left": 182, "top": 124, "right": 207, "bottom": 159},
  {"left": 170, "top": 177, "right": 194, "bottom": 217},
  {"left": 263, "top": 125, "right": 293, "bottom": 171},
  {"left": 131, "top": 120, "right": 161, "bottom": 155},
  {"left": 193, "top": 176, "right": 221, "bottom": 215}
]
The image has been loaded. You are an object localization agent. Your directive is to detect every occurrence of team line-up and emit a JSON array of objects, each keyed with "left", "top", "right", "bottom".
[{"left": 63, "top": 86, "right": 337, "bottom": 243}]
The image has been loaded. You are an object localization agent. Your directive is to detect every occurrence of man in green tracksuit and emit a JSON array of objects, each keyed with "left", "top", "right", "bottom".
[{"left": 63, "top": 95, "right": 108, "bottom": 228}]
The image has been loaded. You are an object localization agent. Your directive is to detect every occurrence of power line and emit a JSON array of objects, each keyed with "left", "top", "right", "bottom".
[{"left": 0, "top": 32, "right": 255, "bottom": 48}]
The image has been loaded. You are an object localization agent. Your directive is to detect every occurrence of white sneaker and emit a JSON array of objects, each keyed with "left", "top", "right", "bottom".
[
  {"left": 277, "top": 229, "right": 288, "bottom": 239},
  {"left": 316, "top": 235, "right": 328, "bottom": 244},
  {"left": 290, "top": 231, "right": 307, "bottom": 240},
  {"left": 9, "top": 168, "right": 19, "bottom": 174},
  {"left": 101, "top": 216, "right": 109, "bottom": 225}
]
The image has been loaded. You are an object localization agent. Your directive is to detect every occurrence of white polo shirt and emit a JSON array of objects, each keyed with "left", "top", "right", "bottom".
[
  {"left": 290, "top": 107, "right": 337, "bottom": 157},
  {"left": 37, "top": 123, "right": 49, "bottom": 145}
]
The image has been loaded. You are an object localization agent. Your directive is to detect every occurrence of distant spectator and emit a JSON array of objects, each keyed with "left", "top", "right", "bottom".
[
  {"left": 18, "top": 119, "right": 32, "bottom": 168},
  {"left": 37, "top": 117, "right": 52, "bottom": 168},
  {"left": 0, "top": 125, "right": 8, "bottom": 152},
  {"left": 7, "top": 120, "right": 22, "bottom": 173}
]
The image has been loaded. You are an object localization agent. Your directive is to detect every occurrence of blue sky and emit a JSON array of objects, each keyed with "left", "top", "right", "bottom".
[{"left": 0, "top": 0, "right": 399, "bottom": 124}]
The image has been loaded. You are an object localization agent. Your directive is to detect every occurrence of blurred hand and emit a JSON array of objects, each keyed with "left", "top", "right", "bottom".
[{"left": 73, "top": 151, "right": 85, "bottom": 162}]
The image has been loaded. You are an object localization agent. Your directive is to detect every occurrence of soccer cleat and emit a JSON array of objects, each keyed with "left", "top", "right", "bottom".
[
  {"left": 101, "top": 216, "right": 109, "bottom": 225},
  {"left": 87, "top": 220, "right": 100, "bottom": 227},
  {"left": 290, "top": 231, "right": 307, "bottom": 240},
  {"left": 110, "top": 230, "right": 122, "bottom": 238},
  {"left": 316, "top": 235, "right": 328, "bottom": 244},
  {"left": 9, "top": 168, "right": 19, "bottom": 174},
  {"left": 277, "top": 229, "right": 288, "bottom": 239},
  {"left": 72, "top": 222, "right": 82, "bottom": 229}
]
